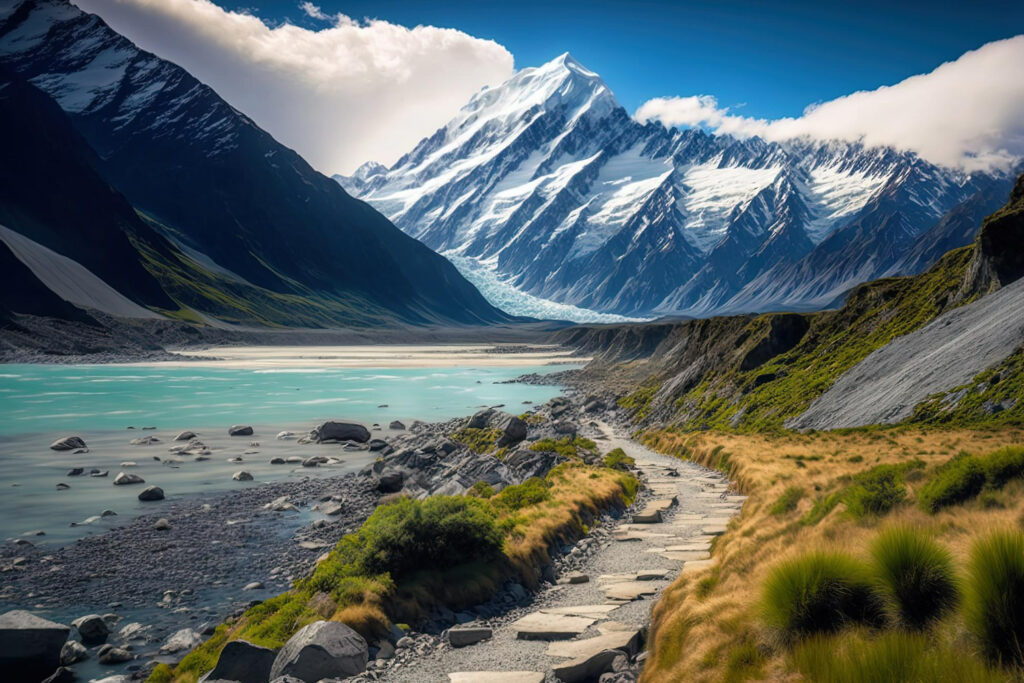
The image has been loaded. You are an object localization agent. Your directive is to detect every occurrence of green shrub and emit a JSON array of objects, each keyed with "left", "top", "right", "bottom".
[
  {"left": 792, "top": 631, "right": 1003, "bottom": 683},
  {"left": 869, "top": 526, "right": 959, "bottom": 629},
  {"left": 530, "top": 436, "right": 597, "bottom": 458},
  {"left": 467, "top": 481, "right": 496, "bottom": 498},
  {"left": 801, "top": 492, "right": 842, "bottom": 526},
  {"left": 602, "top": 447, "right": 636, "bottom": 470},
  {"left": 980, "top": 446, "right": 1024, "bottom": 489},
  {"left": 495, "top": 477, "right": 551, "bottom": 511},
  {"left": 770, "top": 486, "right": 805, "bottom": 516},
  {"left": 761, "top": 551, "right": 886, "bottom": 642},
  {"left": 918, "top": 455, "right": 986, "bottom": 513},
  {"left": 356, "top": 496, "right": 503, "bottom": 581},
  {"left": 451, "top": 427, "right": 502, "bottom": 454},
  {"left": 845, "top": 465, "right": 908, "bottom": 519},
  {"left": 965, "top": 530, "right": 1024, "bottom": 666}
]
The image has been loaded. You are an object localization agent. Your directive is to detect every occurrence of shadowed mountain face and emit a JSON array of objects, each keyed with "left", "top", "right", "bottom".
[
  {"left": 0, "top": 0, "right": 509, "bottom": 327},
  {"left": 341, "top": 53, "right": 1010, "bottom": 317}
]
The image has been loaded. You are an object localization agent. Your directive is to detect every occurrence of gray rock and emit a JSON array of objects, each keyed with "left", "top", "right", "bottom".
[
  {"left": 91, "top": 470, "right": 109, "bottom": 478},
  {"left": 153, "top": 518, "right": 171, "bottom": 531},
  {"left": 159, "top": 628, "right": 202, "bottom": 654},
  {"left": 66, "top": 468, "right": 84, "bottom": 477},
  {"left": 129, "top": 436, "right": 160, "bottom": 446},
  {"left": 175, "top": 431, "right": 197, "bottom": 441},
  {"left": 497, "top": 416, "right": 528, "bottom": 447},
  {"left": 56, "top": 482, "right": 70, "bottom": 490},
  {"left": 467, "top": 408, "right": 495, "bottom": 429},
  {"left": 98, "top": 646, "right": 132, "bottom": 664},
  {"left": 113, "top": 472, "right": 145, "bottom": 486},
  {"left": 41, "top": 666, "right": 75, "bottom": 683},
  {"left": 233, "top": 471, "right": 254, "bottom": 481},
  {"left": 552, "top": 649, "right": 621, "bottom": 683},
  {"left": 388, "top": 420, "right": 405, "bottom": 430},
  {"left": 368, "top": 439, "right": 389, "bottom": 452},
  {"left": 50, "top": 436, "right": 86, "bottom": 451},
  {"left": 0, "top": 610, "right": 69, "bottom": 680},
  {"left": 208, "top": 639, "right": 277, "bottom": 683},
  {"left": 270, "top": 621, "right": 368, "bottom": 681},
  {"left": 376, "top": 470, "right": 403, "bottom": 493},
  {"left": 229, "top": 425, "right": 254, "bottom": 436},
  {"left": 312, "top": 421, "right": 371, "bottom": 444},
  {"left": 59, "top": 639, "right": 88, "bottom": 665},
  {"left": 72, "top": 614, "right": 108, "bottom": 644},
  {"left": 138, "top": 486, "right": 165, "bottom": 501},
  {"left": 553, "top": 421, "right": 578, "bottom": 436},
  {"left": 270, "top": 457, "right": 287, "bottom": 465},
  {"left": 374, "top": 639, "right": 395, "bottom": 660},
  {"left": 243, "top": 581, "right": 264, "bottom": 591},
  {"left": 101, "top": 509, "right": 117, "bottom": 517},
  {"left": 448, "top": 626, "right": 492, "bottom": 647}
]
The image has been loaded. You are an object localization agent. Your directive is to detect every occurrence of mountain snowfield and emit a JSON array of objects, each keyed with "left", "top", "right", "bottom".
[{"left": 340, "top": 53, "right": 1011, "bottom": 318}]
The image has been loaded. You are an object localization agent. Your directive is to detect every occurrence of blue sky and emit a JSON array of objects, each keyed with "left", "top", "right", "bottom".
[{"left": 242, "top": 0, "right": 1023, "bottom": 120}]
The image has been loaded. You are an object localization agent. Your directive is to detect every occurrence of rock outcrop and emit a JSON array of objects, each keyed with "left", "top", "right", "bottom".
[
  {"left": 269, "top": 621, "right": 368, "bottom": 682},
  {"left": 0, "top": 610, "right": 69, "bottom": 680}
]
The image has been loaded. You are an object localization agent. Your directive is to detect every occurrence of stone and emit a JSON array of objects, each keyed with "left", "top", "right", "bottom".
[
  {"left": 174, "top": 431, "right": 197, "bottom": 441},
  {"left": 113, "top": 472, "right": 144, "bottom": 486},
  {"left": 368, "top": 438, "right": 389, "bottom": 452},
  {"left": 60, "top": 639, "right": 87, "bottom": 665},
  {"left": 41, "top": 666, "right": 76, "bottom": 683},
  {"left": 467, "top": 408, "right": 495, "bottom": 429},
  {"left": 546, "top": 627, "right": 641, "bottom": 659},
  {"left": 207, "top": 639, "right": 277, "bottom": 683},
  {"left": 0, "top": 610, "right": 70, "bottom": 680},
  {"left": 497, "top": 416, "right": 528, "bottom": 447},
  {"left": 129, "top": 436, "right": 159, "bottom": 446},
  {"left": 66, "top": 468, "right": 84, "bottom": 477},
  {"left": 98, "top": 646, "right": 132, "bottom": 664},
  {"left": 138, "top": 486, "right": 165, "bottom": 501},
  {"left": 159, "top": 628, "right": 203, "bottom": 654},
  {"left": 50, "top": 436, "right": 86, "bottom": 451},
  {"left": 229, "top": 425, "right": 254, "bottom": 436},
  {"left": 233, "top": 471, "right": 254, "bottom": 481},
  {"left": 91, "top": 470, "right": 109, "bottom": 477},
  {"left": 56, "top": 483, "right": 70, "bottom": 490},
  {"left": 540, "top": 605, "right": 619, "bottom": 618},
  {"left": 153, "top": 519, "right": 171, "bottom": 531},
  {"left": 120, "top": 461, "right": 138, "bottom": 467},
  {"left": 317, "top": 502, "right": 344, "bottom": 516},
  {"left": 449, "top": 673, "right": 544, "bottom": 683},
  {"left": 448, "top": 626, "right": 492, "bottom": 647},
  {"left": 566, "top": 571, "right": 589, "bottom": 584},
  {"left": 511, "top": 612, "right": 596, "bottom": 640},
  {"left": 71, "top": 614, "right": 109, "bottom": 644},
  {"left": 553, "top": 421, "right": 578, "bottom": 435},
  {"left": 376, "top": 470, "right": 404, "bottom": 493},
  {"left": 101, "top": 509, "right": 117, "bottom": 517},
  {"left": 552, "top": 650, "right": 621, "bottom": 683},
  {"left": 602, "top": 582, "right": 658, "bottom": 601},
  {"left": 389, "top": 420, "right": 406, "bottom": 430},
  {"left": 312, "top": 421, "right": 371, "bottom": 444},
  {"left": 270, "top": 621, "right": 368, "bottom": 681},
  {"left": 270, "top": 457, "right": 286, "bottom": 465},
  {"left": 631, "top": 510, "right": 662, "bottom": 524},
  {"left": 243, "top": 581, "right": 264, "bottom": 591}
]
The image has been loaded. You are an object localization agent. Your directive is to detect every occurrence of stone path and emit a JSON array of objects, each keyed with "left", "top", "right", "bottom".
[{"left": 370, "top": 422, "right": 745, "bottom": 682}]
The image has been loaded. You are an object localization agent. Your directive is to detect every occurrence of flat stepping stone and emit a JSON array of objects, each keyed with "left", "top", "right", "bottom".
[
  {"left": 541, "top": 605, "right": 619, "bottom": 618},
  {"left": 630, "top": 510, "right": 662, "bottom": 523},
  {"left": 612, "top": 532, "right": 644, "bottom": 542},
  {"left": 602, "top": 581, "right": 659, "bottom": 601},
  {"left": 682, "top": 559, "right": 716, "bottom": 573},
  {"left": 702, "top": 517, "right": 733, "bottom": 525},
  {"left": 449, "top": 626, "right": 492, "bottom": 647},
  {"left": 449, "top": 673, "right": 543, "bottom": 683},
  {"left": 660, "top": 550, "right": 711, "bottom": 561},
  {"left": 664, "top": 544, "right": 711, "bottom": 552},
  {"left": 546, "top": 627, "right": 642, "bottom": 659},
  {"left": 645, "top": 498, "right": 678, "bottom": 512},
  {"left": 635, "top": 568, "right": 670, "bottom": 580},
  {"left": 702, "top": 525, "right": 729, "bottom": 535},
  {"left": 511, "top": 612, "right": 596, "bottom": 640}
]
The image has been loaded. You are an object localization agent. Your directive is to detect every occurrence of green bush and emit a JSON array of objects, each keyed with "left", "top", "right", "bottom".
[
  {"left": 965, "top": 530, "right": 1024, "bottom": 667},
  {"left": 917, "top": 455, "right": 986, "bottom": 513},
  {"left": 356, "top": 496, "right": 503, "bottom": 581},
  {"left": 761, "top": 551, "right": 886, "bottom": 642},
  {"left": 869, "top": 526, "right": 959, "bottom": 629},
  {"left": 602, "top": 447, "right": 636, "bottom": 470},
  {"left": 845, "top": 465, "right": 907, "bottom": 518},
  {"left": 467, "top": 481, "right": 496, "bottom": 498},
  {"left": 801, "top": 492, "right": 842, "bottom": 526},
  {"left": 495, "top": 476, "right": 551, "bottom": 511},
  {"left": 980, "top": 446, "right": 1024, "bottom": 489},
  {"left": 770, "top": 486, "right": 805, "bottom": 516},
  {"left": 792, "top": 631, "right": 1003, "bottom": 683}
]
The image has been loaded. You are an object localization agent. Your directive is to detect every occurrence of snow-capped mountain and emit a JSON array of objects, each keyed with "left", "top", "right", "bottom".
[
  {"left": 0, "top": 0, "right": 508, "bottom": 327},
  {"left": 340, "top": 53, "right": 1009, "bottom": 317}
]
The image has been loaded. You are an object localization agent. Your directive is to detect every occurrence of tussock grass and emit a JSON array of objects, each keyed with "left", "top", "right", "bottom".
[
  {"left": 761, "top": 551, "right": 885, "bottom": 641},
  {"left": 869, "top": 525, "right": 959, "bottom": 629},
  {"left": 918, "top": 455, "right": 986, "bottom": 513},
  {"left": 769, "top": 486, "right": 804, "bottom": 516},
  {"left": 965, "top": 530, "right": 1024, "bottom": 667}
]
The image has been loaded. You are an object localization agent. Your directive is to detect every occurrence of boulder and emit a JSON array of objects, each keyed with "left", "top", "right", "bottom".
[
  {"left": 209, "top": 639, "right": 277, "bottom": 683},
  {"left": 448, "top": 626, "right": 492, "bottom": 648},
  {"left": 467, "top": 408, "right": 495, "bottom": 429},
  {"left": 229, "top": 425, "right": 254, "bottom": 436},
  {"left": 552, "top": 649, "right": 621, "bottom": 683},
  {"left": 553, "top": 421, "right": 578, "bottom": 436},
  {"left": 270, "top": 457, "right": 286, "bottom": 465},
  {"left": 0, "top": 610, "right": 69, "bottom": 680},
  {"left": 98, "top": 646, "right": 132, "bottom": 664},
  {"left": 388, "top": 420, "right": 405, "bottom": 430},
  {"left": 153, "top": 519, "right": 171, "bottom": 531},
  {"left": 270, "top": 621, "right": 368, "bottom": 681},
  {"left": 368, "top": 438, "right": 389, "bottom": 452},
  {"left": 138, "top": 486, "right": 164, "bottom": 502},
  {"left": 497, "top": 416, "right": 528, "bottom": 447},
  {"left": 312, "top": 421, "right": 370, "bottom": 444},
  {"left": 376, "top": 470, "right": 404, "bottom": 493},
  {"left": 174, "top": 431, "right": 197, "bottom": 441},
  {"left": 71, "top": 614, "right": 109, "bottom": 644},
  {"left": 113, "top": 472, "right": 145, "bottom": 485},
  {"left": 66, "top": 468, "right": 84, "bottom": 477},
  {"left": 159, "top": 628, "right": 202, "bottom": 654},
  {"left": 50, "top": 436, "right": 85, "bottom": 451},
  {"left": 233, "top": 471, "right": 254, "bottom": 481}
]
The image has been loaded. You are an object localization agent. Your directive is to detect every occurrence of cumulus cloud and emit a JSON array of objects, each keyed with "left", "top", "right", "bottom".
[
  {"left": 636, "top": 36, "right": 1024, "bottom": 171},
  {"left": 74, "top": 0, "right": 514, "bottom": 174}
]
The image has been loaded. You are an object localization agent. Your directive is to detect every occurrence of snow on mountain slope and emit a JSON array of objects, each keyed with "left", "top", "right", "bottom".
[{"left": 341, "top": 54, "right": 1006, "bottom": 317}]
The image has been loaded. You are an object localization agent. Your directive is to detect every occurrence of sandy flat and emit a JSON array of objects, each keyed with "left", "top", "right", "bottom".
[{"left": 127, "top": 344, "right": 587, "bottom": 369}]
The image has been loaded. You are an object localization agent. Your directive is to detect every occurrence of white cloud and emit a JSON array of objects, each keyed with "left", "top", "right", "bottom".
[
  {"left": 74, "top": 0, "right": 514, "bottom": 174},
  {"left": 636, "top": 36, "right": 1024, "bottom": 171}
]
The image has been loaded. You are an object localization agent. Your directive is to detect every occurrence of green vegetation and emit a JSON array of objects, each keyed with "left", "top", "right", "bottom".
[
  {"left": 529, "top": 435, "right": 598, "bottom": 458},
  {"left": 980, "top": 445, "right": 1024, "bottom": 488},
  {"left": 770, "top": 486, "right": 804, "bottom": 516},
  {"left": 869, "top": 526, "right": 959, "bottom": 629},
  {"left": 761, "top": 551, "right": 885, "bottom": 642},
  {"left": 912, "top": 347, "right": 1024, "bottom": 429},
  {"left": 617, "top": 384, "right": 658, "bottom": 420},
  {"left": 467, "top": 481, "right": 496, "bottom": 498},
  {"left": 493, "top": 477, "right": 551, "bottom": 511},
  {"left": 844, "top": 464, "right": 912, "bottom": 519},
  {"left": 918, "top": 455, "right": 986, "bottom": 513},
  {"left": 965, "top": 530, "right": 1024, "bottom": 667},
  {"left": 602, "top": 447, "right": 636, "bottom": 470},
  {"left": 792, "top": 631, "right": 1003, "bottom": 683},
  {"left": 451, "top": 427, "right": 503, "bottom": 454}
]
